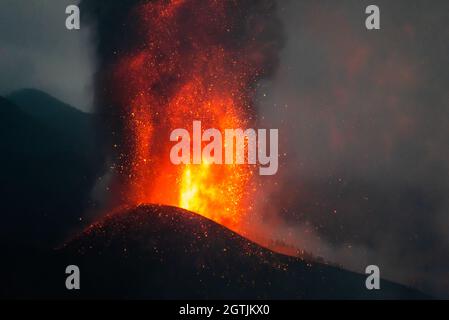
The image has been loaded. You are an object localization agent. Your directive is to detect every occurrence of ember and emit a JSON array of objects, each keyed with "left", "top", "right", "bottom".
[{"left": 104, "top": 0, "right": 283, "bottom": 233}]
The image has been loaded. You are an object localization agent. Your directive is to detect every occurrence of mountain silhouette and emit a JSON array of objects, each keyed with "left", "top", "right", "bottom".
[
  {"left": 0, "top": 91, "right": 101, "bottom": 248},
  {"left": 50, "top": 205, "right": 428, "bottom": 299},
  {"left": 7, "top": 88, "right": 97, "bottom": 158}
]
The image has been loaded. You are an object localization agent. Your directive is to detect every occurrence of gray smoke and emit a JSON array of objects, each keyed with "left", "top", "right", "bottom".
[{"left": 255, "top": 0, "right": 449, "bottom": 298}]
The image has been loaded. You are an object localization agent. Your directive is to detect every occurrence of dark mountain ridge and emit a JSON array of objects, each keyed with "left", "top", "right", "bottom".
[
  {"left": 55, "top": 204, "right": 429, "bottom": 299},
  {"left": 0, "top": 91, "right": 100, "bottom": 247}
]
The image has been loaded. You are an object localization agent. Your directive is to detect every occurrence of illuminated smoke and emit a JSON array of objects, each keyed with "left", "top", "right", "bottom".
[{"left": 82, "top": 0, "right": 284, "bottom": 233}]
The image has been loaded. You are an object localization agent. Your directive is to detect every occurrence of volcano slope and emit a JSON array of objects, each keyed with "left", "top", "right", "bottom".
[{"left": 54, "top": 204, "right": 427, "bottom": 299}]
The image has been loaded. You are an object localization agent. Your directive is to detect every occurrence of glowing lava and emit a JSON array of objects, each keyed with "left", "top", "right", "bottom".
[{"left": 109, "top": 0, "right": 279, "bottom": 232}]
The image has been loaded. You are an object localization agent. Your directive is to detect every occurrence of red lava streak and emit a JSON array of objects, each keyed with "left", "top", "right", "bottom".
[{"left": 109, "top": 0, "right": 280, "bottom": 233}]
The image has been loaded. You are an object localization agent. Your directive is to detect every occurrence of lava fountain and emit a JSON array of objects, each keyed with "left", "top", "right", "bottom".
[{"left": 94, "top": 0, "right": 283, "bottom": 234}]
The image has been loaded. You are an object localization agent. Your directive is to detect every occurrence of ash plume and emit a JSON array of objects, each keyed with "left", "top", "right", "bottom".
[{"left": 81, "top": 0, "right": 285, "bottom": 218}]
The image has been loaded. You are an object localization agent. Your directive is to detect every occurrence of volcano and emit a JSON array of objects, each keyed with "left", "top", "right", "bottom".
[{"left": 56, "top": 204, "right": 427, "bottom": 299}]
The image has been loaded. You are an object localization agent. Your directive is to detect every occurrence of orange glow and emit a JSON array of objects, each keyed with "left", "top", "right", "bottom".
[{"left": 109, "top": 0, "right": 266, "bottom": 232}]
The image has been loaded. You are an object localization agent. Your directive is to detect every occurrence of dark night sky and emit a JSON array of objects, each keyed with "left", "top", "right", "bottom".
[
  {"left": 0, "top": 0, "right": 95, "bottom": 111},
  {"left": 1, "top": 0, "right": 448, "bottom": 298}
]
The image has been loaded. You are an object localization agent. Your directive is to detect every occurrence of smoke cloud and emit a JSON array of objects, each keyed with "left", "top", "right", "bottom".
[{"left": 255, "top": 0, "right": 449, "bottom": 298}]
